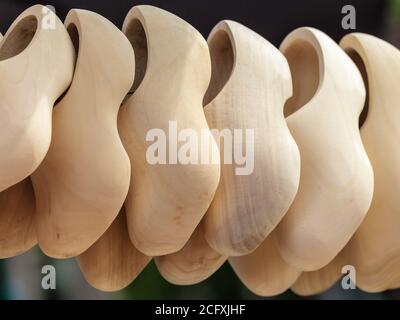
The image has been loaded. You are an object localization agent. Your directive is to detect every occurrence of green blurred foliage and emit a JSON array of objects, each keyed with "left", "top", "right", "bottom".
[
  {"left": 123, "top": 261, "right": 257, "bottom": 300},
  {"left": 390, "top": 0, "right": 400, "bottom": 19},
  {"left": 0, "top": 262, "right": 9, "bottom": 299}
]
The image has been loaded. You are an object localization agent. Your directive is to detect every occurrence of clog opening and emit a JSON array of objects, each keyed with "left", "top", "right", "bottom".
[
  {"left": 125, "top": 18, "right": 148, "bottom": 94},
  {"left": 203, "top": 29, "right": 234, "bottom": 106},
  {"left": 52, "top": 22, "right": 80, "bottom": 106},
  {"left": 346, "top": 49, "right": 369, "bottom": 128},
  {"left": 283, "top": 39, "right": 320, "bottom": 117},
  {"left": 0, "top": 16, "right": 38, "bottom": 61},
  {"left": 67, "top": 23, "right": 79, "bottom": 62}
]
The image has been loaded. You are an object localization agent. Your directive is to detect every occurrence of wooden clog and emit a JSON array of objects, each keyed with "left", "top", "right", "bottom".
[
  {"left": 0, "top": 178, "right": 36, "bottom": 258},
  {"left": 31, "top": 9, "right": 133, "bottom": 258},
  {"left": 119, "top": 5, "right": 220, "bottom": 256},
  {"left": 203, "top": 20, "right": 300, "bottom": 256},
  {"left": 291, "top": 248, "right": 348, "bottom": 296},
  {"left": 230, "top": 232, "right": 301, "bottom": 296},
  {"left": 276, "top": 27, "right": 374, "bottom": 271},
  {"left": 0, "top": 32, "right": 36, "bottom": 258},
  {"left": 0, "top": 5, "right": 74, "bottom": 192},
  {"left": 78, "top": 208, "right": 151, "bottom": 292},
  {"left": 339, "top": 33, "right": 400, "bottom": 292},
  {"left": 155, "top": 222, "right": 226, "bottom": 285}
]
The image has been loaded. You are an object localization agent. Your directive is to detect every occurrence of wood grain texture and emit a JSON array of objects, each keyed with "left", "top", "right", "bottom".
[
  {"left": 32, "top": 9, "right": 133, "bottom": 258},
  {"left": 155, "top": 222, "right": 226, "bottom": 285},
  {"left": 119, "top": 5, "right": 220, "bottom": 256},
  {"left": 0, "top": 178, "right": 36, "bottom": 258},
  {"left": 78, "top": 208, "right": 151, "bottom": 292},
  {"left": 339, "top": 33, "right": 400, "bottom": 292},
  {"left": 276, "top": 27, "right": 374, "bottom": 271},
  {"left": 0, "top": 5, "right": 74, "bottom": 192},
  {"left": 203, "top": 20, "right": 300, "bottom": 256},
  {"left": 230, "top": 232, "right": 301, "bottom": 296}
]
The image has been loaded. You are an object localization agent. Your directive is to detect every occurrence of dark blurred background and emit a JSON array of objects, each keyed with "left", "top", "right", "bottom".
[
  {"left": 0, "top": 0, "right": 399, "bottom": 300},
  {"left": 0, "top": 0, "right": 391, "bottom": 45}
]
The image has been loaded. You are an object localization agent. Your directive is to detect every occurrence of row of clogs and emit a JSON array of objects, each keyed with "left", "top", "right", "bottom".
[{"left": 0, "top": 4, "right": 398, "bottom": 294}]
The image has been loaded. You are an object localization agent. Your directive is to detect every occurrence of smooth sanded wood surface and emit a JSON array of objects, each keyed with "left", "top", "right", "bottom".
[
  {"left": 0, "top": 5, "right": 74, "bottom": 192},
  {"left": 78, "top": 208, "right": 151, "bottom": 292},
  {"left": 203, "top": 20, "right": 301, "bottom": 257},
  {"left": 276, "top": 27, "right": 374, "bottom": 271},
  {"left": 119, "top": 5, "right": 220, "bottom": 256},
  {"left": 32, "top": 9, "right": 133, "bottom": 258}
]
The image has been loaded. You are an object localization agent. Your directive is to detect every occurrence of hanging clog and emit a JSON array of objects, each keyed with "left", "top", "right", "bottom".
[
  {"left": 0, "top": 5, "right": 74, "bottom": 192},
  {"left": 291, "top": 248, "right": 349, "bottom": 296},
  {"left": 290, "top": 34, "right": 400, "bottom": 294},
  {"left": 119, "top": 5, "right": 220, "bottom": 256},
  {"left": 203, "top": 20, "right": 301, "bottom": 256},
  {"left": 0, "top": 178, "right": 36, "bottom": 258},
  {"left": 230, "top": 232, "right": 301, "bottom": 296},
  {"left": 338, "top": 33, "right": 400, "bottom": 292},
  {"left": 78, "top": 208, "right": 151, "bottom": 292},
  {"left": 0, "top": 32, "right": 35, "bottom": 258},
  {"left": 155, "top": 222, "right": 227, "bottom": 285},
  {"left": 276, "top": 27, "right": 374, "bottom": 271},
  {"left": 32, "top": 9, "right": 133, "bottom": 258}
]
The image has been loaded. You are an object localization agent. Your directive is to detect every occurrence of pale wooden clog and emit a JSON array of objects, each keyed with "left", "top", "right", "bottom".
[
  {"left": 276, "top": 27, "right": 374, "bottom": 271},
  {"left": 119, "top": 5, "right": 220, "bottom": 256},
  {"left": 32, "top": 9, "right": 133, "bottom": 258},
  {"left": 292, "top": 34, "right": 400, "bottom": 293},
  {"left": 0, "top": 178, "right": 36, "bottom": 258},
  {"left": 291, "top": 248, "right": 348, "bottom": 296},
  {"left": 0, "top": 5, "right": 74, "bottom": 192},
  {"left": 0, "top": 32, "right": 35, "bottom": 258},
  {"left": 339, "top": 33, "right": 400, "bottom": 292},
  {"left": 203, "top": 20, "right": 300, "bottom": 256},
  {"left": 230, "top": 232, "right": 301, "bottom": 296},
  {"left": 155, "top": 222, "right": 227, "bottom": 285},
  {"left": 78, "top": 208, "right": 151, "bottom": 292}
]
